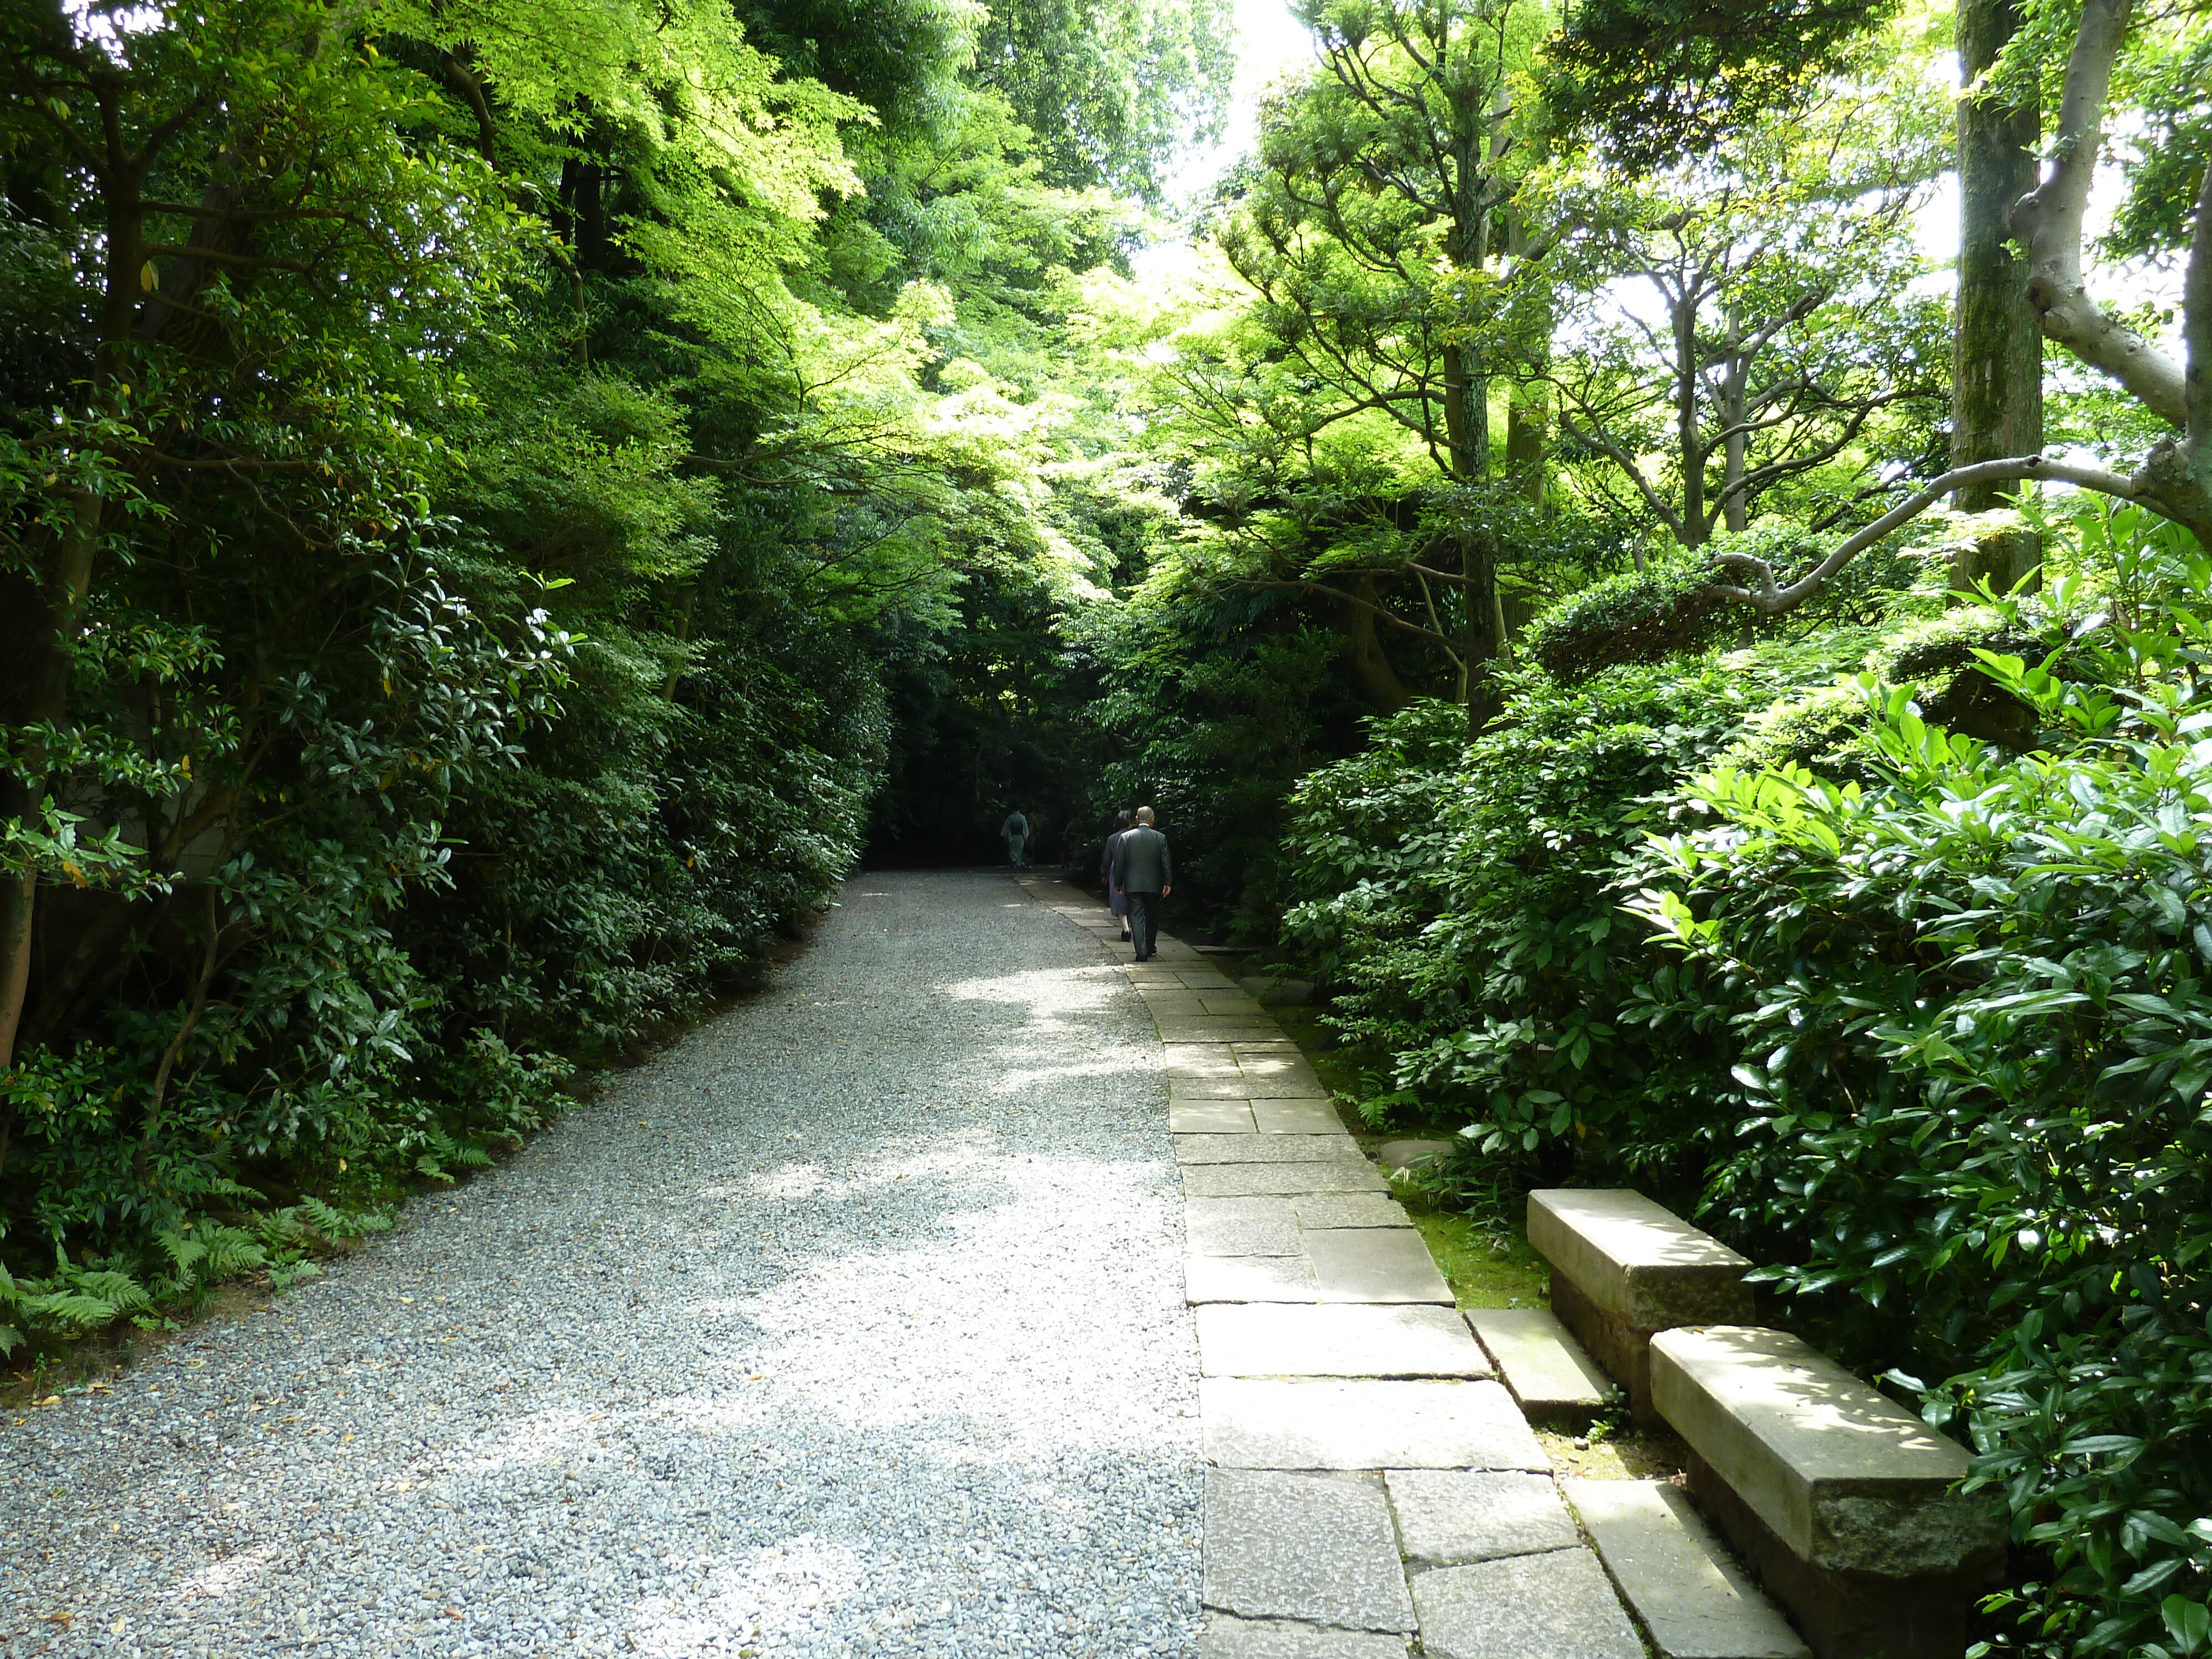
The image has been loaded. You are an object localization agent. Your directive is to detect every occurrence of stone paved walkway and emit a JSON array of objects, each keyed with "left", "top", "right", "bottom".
[{"left": 1015, "top": 872, "right": 1648, "bottom": 1659}]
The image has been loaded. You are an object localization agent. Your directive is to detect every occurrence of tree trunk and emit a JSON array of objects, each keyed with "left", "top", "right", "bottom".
[
  {"left": 1722, "top": 310, "right": 1749, "bottom": 535},
  {"left": 1445, "top": 339, "right": 1501, "bottom": 729},
  {"left": 2013, "top": 0, "right": 2184, "bottom": 426},
  {"left": 1, "top": 99, "right": 143, "bottom": 1074},
  {"left": 1341, "top": 580, "right": 1411, "bottom": 712},
  {"left": 0, "top": 486, "right": 102, "bottom": 1075},
  {"left": 1675, "top": 293, "right": 1708, "bottom": 545},
  {"left": 1505, "top": 387, "right": 1546, "bottom": 509},
  {"left": 1953, "top": 0, "right": 2044, "bottom": 592},
  {"left": 1442, "top": 160, "right": 1498, "bottom": 730},
  {"left": 1504, "top": 212, "right": 1550, "bottom": 510}
]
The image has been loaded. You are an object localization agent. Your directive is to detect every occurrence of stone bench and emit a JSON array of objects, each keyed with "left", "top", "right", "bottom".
[
  {"left": 1527, "top": 1189, "right": 1752, "bottom": 1417},
  {"left": 1651, "top": 1326, "right": 2005, "bottom": 1659}
]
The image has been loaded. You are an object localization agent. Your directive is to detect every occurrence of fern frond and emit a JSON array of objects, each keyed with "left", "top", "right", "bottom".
[
  {"left": 199, "top": 1227, "right": 268, "bottom": 1278},
  {"left": 65, "top": 1270, "right": 151, "bottom": 1313},
  {"left": 159, "top": 1231, "right": 210, "bottom": 1276},
  {"left": 26, "top": 1291, "right": 123, "bottom": 1330}
]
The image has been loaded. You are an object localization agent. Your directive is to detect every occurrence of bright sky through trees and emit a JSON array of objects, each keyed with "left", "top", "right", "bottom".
[{"left": 1160, "top": 0, "right": 1311, "bottom": 204}]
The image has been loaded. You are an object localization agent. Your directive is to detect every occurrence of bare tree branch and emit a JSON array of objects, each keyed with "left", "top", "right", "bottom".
[
  {"left": 1712, "top": 455, "right": 2140, "bottom": 611},
  {"left": 1556, "top": 408, "right": 1689, "bottom": 540},
  {"left": 1230, "top": 576, "right": 1462, "bottom": 648}
]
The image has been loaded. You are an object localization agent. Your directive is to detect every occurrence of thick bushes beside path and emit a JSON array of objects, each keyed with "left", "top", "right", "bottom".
[
  {"left": 1282, "top": 506, "right": 2212, "bottom": 1658},
  {"left": 1279, "top": 645, "right": 1856, "bottom": 1177}
]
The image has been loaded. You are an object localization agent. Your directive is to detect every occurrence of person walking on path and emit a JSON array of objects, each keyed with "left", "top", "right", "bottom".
[
  {"left": 1110, "top": 806, "right": 1172, "bottom": 961},
  {"left": 1000, "top": 807, "right": 1030, "bottom": 868},
  {"left": 1099, "top": 810, "right": 1134, "bottom": 941}
]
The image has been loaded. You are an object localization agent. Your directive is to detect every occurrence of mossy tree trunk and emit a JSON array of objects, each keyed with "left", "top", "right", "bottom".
[{"left": 1952, "top": 0, "right": 2044, "bottom": 593}]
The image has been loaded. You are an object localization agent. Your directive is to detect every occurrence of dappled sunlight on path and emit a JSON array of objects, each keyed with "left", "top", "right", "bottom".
[{"left": 1, "top": 871, "right": 1199, "bottom": 1659}]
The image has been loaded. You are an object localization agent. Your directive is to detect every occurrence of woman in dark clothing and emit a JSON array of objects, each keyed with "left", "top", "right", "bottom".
[{"left": 1099, "top": 810, "right": 1134, "bottom": 941}]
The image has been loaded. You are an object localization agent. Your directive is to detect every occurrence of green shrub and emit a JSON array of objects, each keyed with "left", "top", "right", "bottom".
[
  {"left": 1522, "top": 556, "right": 1735, "bottom": 683},
  {"left": 1280, "top": 502, "right": 2212, "bottom": 1653},
  {"left": 1627, "top": 504, "right": 2212, "bottom": 1657},
  {"left": 1280, "top": 644, "right": 1848, "bottom": 1168}
]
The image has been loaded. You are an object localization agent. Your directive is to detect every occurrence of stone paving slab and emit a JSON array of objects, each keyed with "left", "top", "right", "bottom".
[
  {"left": 1385, "top": 1470, "right": 1580, "bottom": 1566},
  {"left": 1239, "top": 1053, "right": 1318, "bottom": 1079},
  {"left": 1175, "top": 1075, "right": 1271, "bottom": 1099},
  {"left": 1199, "top": 1615, "right": 1412, "bottom": 1658},
  {"left": 1564, "top": 1480, "right": 1811, "bottom": 1659},
  {"left": 1411, "top": 1548, "right": 1645, "bottom": 1659},
  {"left": 1041, "top": 880, "right": 1648, "bottom": 1659},
  {"left": 1468, "top": 1308, "right": 1615, "bottom": 1426},
  {"left": 1204, "top": 1470, "right": 1416, "bottom": 1634},
  {"left": 1202, "top": 994, "right": 1268, "bottom": 1015},
  {"left": 1189, "top": 1256, "right": 1321, "bottom": 1303},
  {"left": 1294, "top": 1193, "right": 1415, "bottom": 1229},
  {"left": 1173, "top": 1100, "right": 1260, "bottom": 1134},
  {"left": 1202, "top": 1380, "right": 1548, "bottom": 1470},
  {"left": 1255, "top": 1099, "right": 1344, "bottom": 1134},
  {"left": 1167, "top": 1045, "right": 1248, "bottom": 1074},
  {"left": 1187, "top": 1197, "right": 1304, "bottom": 1257},
  {"left": 1197, "top": 1304, "right": 1491, "bottom": 1378},
  {"left": 1239, "top": 1053, "right": 1325, "bottom": 1089},
  {"left": 1307, "top": 1229, "right": 1454, "bottom": 1303},
  {"left": 1183, "top": 1162, "right": 1390, "bottom": 1198},
  {"left": 1050, "top": 879, "right": 1752, "bottom": 1659},
  {"left": 1177, "top": 1134, "right": 1361, "bottom": 1166},
  {"left": 1141, "top": 992, "right": 1213, "bottom": 1011}
]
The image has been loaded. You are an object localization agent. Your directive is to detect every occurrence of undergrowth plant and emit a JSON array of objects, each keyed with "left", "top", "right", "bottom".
[
  {"left": 1632, "top": 504, "right": 2212, "bottom": 1657},
  {"left": 0, "top": 1197, "right": 392, "bottom": 1356},
  {"left": 1285, "top": 500, "right": 2212, "bottom": 1655}
]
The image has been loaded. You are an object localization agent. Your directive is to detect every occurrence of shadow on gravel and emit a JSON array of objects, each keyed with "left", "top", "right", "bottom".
[{"left": 1, "top": 870, "right": 1202, "bottom": 1659}]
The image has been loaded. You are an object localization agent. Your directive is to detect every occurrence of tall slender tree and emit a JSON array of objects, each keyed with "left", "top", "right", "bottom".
[
  {"left": 1950, "top": 0, "right": 2043, "bottom": 590},
  {"left": 1540, "top": 82, "right": 1948, "bottom": 549},
  {"left": 1214, "top": 0, "right": 1551, "bottom": 726}
]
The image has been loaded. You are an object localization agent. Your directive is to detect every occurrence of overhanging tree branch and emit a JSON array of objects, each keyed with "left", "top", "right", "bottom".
[
  {"left": 1711, "top": 455, "right": 2145, "bottom": 611},
  {"left": 2183, "top": 158, "right": 2211, "bottom": 451},
  {"left": 1230, "top": 576, "right": 1463, "bottom": 648}
]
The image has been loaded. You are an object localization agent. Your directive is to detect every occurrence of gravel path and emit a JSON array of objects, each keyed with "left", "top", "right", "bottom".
[{"left": 2, "top": 870, "right": 1199, "bottom": 1659}]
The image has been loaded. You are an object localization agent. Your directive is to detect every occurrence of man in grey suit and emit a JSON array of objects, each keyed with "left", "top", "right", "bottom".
[{"left": 1110, "top": 806, "right": 1173, "bottom": 962}]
